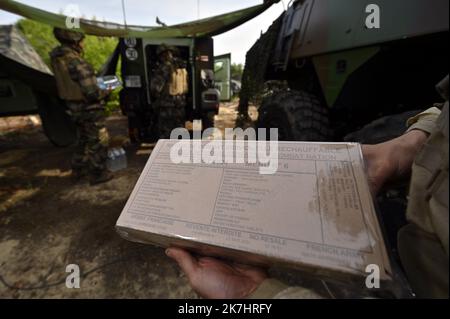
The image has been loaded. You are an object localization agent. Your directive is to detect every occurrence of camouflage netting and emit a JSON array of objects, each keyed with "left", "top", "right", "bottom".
[
  {"left": 0, "top": 24, "right": 58, "bottom": 95},
  {"left": 238, "top": 13, "right": 284, "bottom": 117},
  {"left": 0, "top": 24, "right": 52, "bottom": 74}
]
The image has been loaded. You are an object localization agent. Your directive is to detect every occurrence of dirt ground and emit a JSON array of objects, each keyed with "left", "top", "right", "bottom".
[
  {"left": 0, "top": 103, "right": 258, "bottom": 299},
  {"left": 0, "top": 103, "right": 370, "bottom": 299}
]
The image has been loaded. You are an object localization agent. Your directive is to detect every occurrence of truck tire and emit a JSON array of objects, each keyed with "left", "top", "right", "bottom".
[
  {"left": 36, "top": 93, "right": 77, "bottom": 147},
  {"left": 344, "top": 110, "right": 422, "bottom": 144},
  {"left": 256, "top": 90, "right": 332, "bottom": 141}
]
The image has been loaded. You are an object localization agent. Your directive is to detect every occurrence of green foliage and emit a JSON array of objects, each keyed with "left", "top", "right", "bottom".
[
  {"left": 81, "top": 34, "right": 119, "bottom": 72},
  {"left": 16, "top": 19, "right": 121, "bottom": 113},
  {"left": 231, "top": 63, "right": 244, "bottom": 81},
  {"left": 104, "top": 89, "right": 121, "bottom": 116},
  {"left": 16, "top": 19, "right": 58, "bottom": 67}
]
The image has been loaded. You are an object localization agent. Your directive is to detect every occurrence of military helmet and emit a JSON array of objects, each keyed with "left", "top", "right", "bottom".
[
  {"left": 53, "top": 27, "right": 85, "bottom": 44},
  {"left": 157, "top": 44, "right": 178, "bottom": 56}
]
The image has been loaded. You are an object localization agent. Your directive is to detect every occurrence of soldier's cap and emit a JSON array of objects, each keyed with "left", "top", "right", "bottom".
[
  {"left": 157, "top": 44, "right": 178, "bottom": 56},
  {"left": 54, "top": 27, "right": 85, "bottom": 44}
]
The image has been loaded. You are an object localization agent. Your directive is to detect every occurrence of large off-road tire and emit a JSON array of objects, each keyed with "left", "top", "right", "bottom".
[
  {"left": 344, "top": 110, "right": 422, "bottom": 144},
  {"left": 256, "top": 90, "right": 332, "bottom": 141},
  {"left": 36, "top": 93, "right": 77, "bottom": 147}
]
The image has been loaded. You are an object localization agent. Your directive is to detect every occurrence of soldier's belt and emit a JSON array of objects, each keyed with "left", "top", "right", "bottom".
[{"left": 169, "top": 95, "right": 186, "bottom": 100}]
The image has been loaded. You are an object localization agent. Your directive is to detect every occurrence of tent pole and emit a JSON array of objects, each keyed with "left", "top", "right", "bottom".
[{"left": 121, "top": 0, "right": 128, "bottom": 29}]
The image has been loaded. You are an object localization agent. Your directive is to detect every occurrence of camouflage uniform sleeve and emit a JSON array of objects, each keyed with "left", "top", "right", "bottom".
[
  {"left": 406, "top": 106, "right": 442, "bottom": 134},
  {"left": 68, "top": 57, "right": 106, "bottom": 104},
  {"left": 151, "top": 63, "right": 172, "bottom": 97},
  {"left": 248, "top": 279, "right": 323, "bottom": 299}
]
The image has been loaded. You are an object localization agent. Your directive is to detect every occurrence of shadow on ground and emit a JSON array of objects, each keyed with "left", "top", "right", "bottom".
[
  {"left": 0, "top": 115, "right": 196, "bottom": 298},
  {"left": 0, "top": 107, "right": 376, "bottom": 299}
]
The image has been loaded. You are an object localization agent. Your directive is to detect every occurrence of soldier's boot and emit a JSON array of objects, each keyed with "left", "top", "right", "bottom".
[
  {"left": 235, "top": 113, "right": 254, "bottom": 130},
  {"left": 90, "top": 170, "right": 114, "bottom": 186},
  {"left": 71, "top": 162, "right": 89, "bottom": 182},
  {"left": 71, "top": 169, "right": 88, "bottom": 182}
]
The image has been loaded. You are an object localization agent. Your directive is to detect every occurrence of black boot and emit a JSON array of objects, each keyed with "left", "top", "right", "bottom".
[
  {"left": 71, "top": 167, "right": 88, "bottom": 182},
  {"left": 90, "top": 170, "right": 114, "bottom": 186}
]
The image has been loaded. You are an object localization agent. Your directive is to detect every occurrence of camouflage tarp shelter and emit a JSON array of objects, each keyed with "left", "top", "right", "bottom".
[
  {"left": 0, "top": 25, "right": 76, "bottom": 146},
  {"left": 0, "top": 0, "right": 279, "bottom": 38},
  {"left": 0, "top": 25, "right": 57, "bottom": 95}
]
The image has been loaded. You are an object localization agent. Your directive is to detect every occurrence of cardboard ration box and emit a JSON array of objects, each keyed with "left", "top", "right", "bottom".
[{"left": 116, "top": 139, "right": 392, "bottom": 281}]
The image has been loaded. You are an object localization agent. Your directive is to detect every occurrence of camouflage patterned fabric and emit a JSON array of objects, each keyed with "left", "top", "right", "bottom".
[
  {"left": 50, "top": 44, "right": 107, "bottom": 104},
  {"left": 53, "top": 27, "right": 85, "bottom": 44},
  {"left": 49, "top": 42, "right": 109, "bottom": 178},
  {"left": 68, "top": 104, "right": 109, "bottom": 177},
  {"left": 151, "top": 48, "right": 187, "bottom": 139},
  {"left": 0, "top": 24, "right": 52, "bottom": 74},
  {"left": 157, "top": 96, "right": 187, "bottom": 139}
]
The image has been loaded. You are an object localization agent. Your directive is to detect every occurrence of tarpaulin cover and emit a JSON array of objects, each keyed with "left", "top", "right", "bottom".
[
  {"left": 0, "top": 24, "right": 56, "bottom": 94},
  {"left": 0, "top": 0, "right": 278, "bottom": 38}
]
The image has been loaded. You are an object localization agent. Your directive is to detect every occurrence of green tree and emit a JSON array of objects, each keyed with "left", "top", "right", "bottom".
[
  {"left": 16, "top": 19, "right": 58, "bottom": 67},
  {"left": 16, "top": 19, "right": 118, "bottom": 71},
  {"left": 231, "top": 63, "right": 244, "bottom": 81}
]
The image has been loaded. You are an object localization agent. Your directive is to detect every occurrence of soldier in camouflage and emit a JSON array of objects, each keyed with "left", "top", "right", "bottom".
[
  {"left": 150, "top": 44, "right": 187, "bottom": 139},
  {"left": 49, "top": 28, "right": 113, "bottom": 185}
]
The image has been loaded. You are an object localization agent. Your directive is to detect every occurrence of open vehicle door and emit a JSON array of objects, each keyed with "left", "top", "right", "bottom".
[{"left": 214, "top": 54, "right": 231, "bottom": 101}]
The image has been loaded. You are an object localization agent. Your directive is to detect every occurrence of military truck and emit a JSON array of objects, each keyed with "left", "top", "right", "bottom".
[
  {"left": 239, "top": 0, "right": 449, "bottom": 141},
  {"left": 0, "top": 25, "right": 76, "bottom": 147},
  {"left": 114, "top": 37, "right": 228, "bottom": 143},
  {"left": 0, "top": 0, "right": 280, "bottom": 144}
]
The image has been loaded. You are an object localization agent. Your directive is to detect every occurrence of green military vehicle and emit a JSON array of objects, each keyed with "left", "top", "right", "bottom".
[
  {"left": 0, "top": 25, "right": 76, "bottom": 146},
  {"left": 239, "top": 0, "right": 449, "bottom": 142},
  {"left": 114, "top": 37, "right": 226, "bottom": 143},
  {"left": 0, "top": 0, "right": 280, "bottom": 144},
  {"left": 98, "top": 3, "right": 279, "bottom": 144},
  {"left": 237, "top": 1, "right": 448, "bottom": 285}
]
